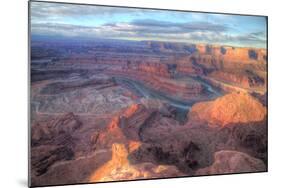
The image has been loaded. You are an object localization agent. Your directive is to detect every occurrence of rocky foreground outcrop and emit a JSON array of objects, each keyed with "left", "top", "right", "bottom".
[
  {"left": 31, "top": 113, "right": 82, "bottom": 176},
  {"left": 188, "top": 92, "right": 266, "bottom": 127},
  {"left": 96, "top": 104, "right": 153, "bottom": 148},
  {"left": 89, "top": 143, "right": 183, "bottom": 182},
  {"left": 196, "top": 150, "right": 266, "bottom": 175},
  {"left": 31, "top": 113, "right": 82, "bottom": 146}
]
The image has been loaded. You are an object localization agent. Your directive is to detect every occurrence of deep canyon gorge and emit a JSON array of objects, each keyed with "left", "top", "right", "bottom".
[{"left": 30, "top": 38, "right": 267, "bottom": 186}]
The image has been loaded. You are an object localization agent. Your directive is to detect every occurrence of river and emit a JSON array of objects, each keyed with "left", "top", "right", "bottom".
[{"left": 114, "top": 76, "right": 221, "bottom": 111}]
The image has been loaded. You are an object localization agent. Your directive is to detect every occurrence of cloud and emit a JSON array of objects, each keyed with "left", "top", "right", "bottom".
[
  {"left": 31, "top": 22, "right": 137, "bottom": 38},
  {"left": 31, "top": 18, "right": 229, "bottom": 39},
  {"left": 100, "top": 19, "right": 228, "bottom": 37},
  {"left": 30, "top": 2, "right": 267, "bottom": 48},
  {"left": 31, "top": 21, "right": 266, "bottom": 48},
  {"left": 130, "top": 19, "right": 228, "bottom": 32},
  {"left": 31, "top": 23, "right": 101, "bottom": 37},
  {"left": 30, "top": 2, "right": 156, "bottom": 23}
]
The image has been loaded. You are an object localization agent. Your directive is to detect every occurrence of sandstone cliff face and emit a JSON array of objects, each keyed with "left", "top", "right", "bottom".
[
  {"left": 89, "top": 143, "right": 183, "bottom": 182},
  {"left": 137, "top": 62, "right": 171, "bottom": 78},
  {"left": 195, "top": 44, "right": 266, "bottom": 63},
  {"left": 196, "top": 150, "right": 266, "bottom": 175},
  {"left": 97, "top": 104, "right": 153, "bottom": 148},
  {"left": 174, "top": 44, "right": 267, "bottom": 92},
  {"left": 188, "top": 92, "right": 266, "bottom": 127},
  {"left": 210, "top": 71, "right": 265, "bottom": 88}
]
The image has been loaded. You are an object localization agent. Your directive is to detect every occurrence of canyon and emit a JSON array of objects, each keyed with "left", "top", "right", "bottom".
[{"left": 30, "top": 37, "right": 267, "bottom": 186}]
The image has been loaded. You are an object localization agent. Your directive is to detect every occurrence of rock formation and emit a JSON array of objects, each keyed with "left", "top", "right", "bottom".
[
  {"left": 196, "top": 150, "right": 266, "bottom": 175},
  {"left": 89, "top": 143, "right": 184, "bottom": 182},
  {"left": 31, "top": 113, "right": 82, "bottom": 146},
  {"left": 188, "top": 92, "right": 266, "bottom": 127},
  {"left": 31, "top": 113, "right": 82, "bottom": 177},
  {"left": 97, "top": 103, "right": 153, "bottom": 148}
]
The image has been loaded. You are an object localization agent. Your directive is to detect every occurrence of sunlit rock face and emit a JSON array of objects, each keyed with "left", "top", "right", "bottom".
[
  {"left": 188, "top": 92, "right": 266, "bottom": 127},
  {"left": 96, "top": 103, "right": 153, "bottom": 148},
  {"left": 89, "top": 143, "right": 184, "bottom": 182},
  {"left": 195, "top": 44, "right": 266, "bottom": 63},
  {"left": 196, "top": 150, "right": 266, "bottom": 175}
]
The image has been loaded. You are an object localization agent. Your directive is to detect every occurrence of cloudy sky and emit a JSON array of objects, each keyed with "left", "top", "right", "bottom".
[{"left": 30, "top": 1, "right": 267, "bottom": 48}]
